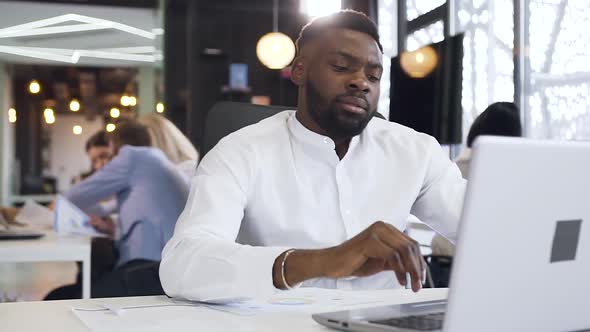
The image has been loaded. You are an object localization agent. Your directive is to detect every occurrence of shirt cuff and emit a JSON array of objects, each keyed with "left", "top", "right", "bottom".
[{"left": 235, "top": 245, "right": 291, "bottom": 298}]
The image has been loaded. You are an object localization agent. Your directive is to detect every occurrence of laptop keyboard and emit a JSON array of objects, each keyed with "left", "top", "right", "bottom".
[{"left": 370, "top": 312, "right": 445, "bottom": 331}]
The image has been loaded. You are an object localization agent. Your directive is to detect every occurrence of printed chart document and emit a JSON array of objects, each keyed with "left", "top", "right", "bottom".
[{"left": 54, "top": 195, "right": 102, "bottom": 237}]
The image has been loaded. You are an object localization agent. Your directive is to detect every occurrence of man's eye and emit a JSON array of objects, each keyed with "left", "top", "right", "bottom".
[
  {"left": 369, "top": 75, "right": 381, "bottom": 82},
  {"left": 332, "top": 65, "right": 348, "bottom": 72}
]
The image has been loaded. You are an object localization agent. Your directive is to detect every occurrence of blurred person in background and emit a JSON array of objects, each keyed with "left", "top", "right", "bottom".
[
  {"left": 85, "top": 130, "right": 112, "bottom": 175},
  {"left": 431, "top": 102, "right": 522, "bottom": 257},
  {"left": 45, "top": 120, "right": 189, "bottom": 299},
  {"left": 454, "top": 102, "right": 522, "bottom": 179},
  {"left": 138, "top": 113, "right": 199, "bottom": 179},
  {"left": 1, "top": 131, "right": 113, "bottom": 224}
]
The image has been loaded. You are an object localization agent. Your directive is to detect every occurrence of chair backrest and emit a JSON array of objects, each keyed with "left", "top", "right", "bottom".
[{"left": 201, "top": 101, "right": 291, "bottom": 157}]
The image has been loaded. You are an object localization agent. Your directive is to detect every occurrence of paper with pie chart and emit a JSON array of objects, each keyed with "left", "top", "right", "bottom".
[{"left": 54, "top": 195, "right": 103, "bottom": 237}]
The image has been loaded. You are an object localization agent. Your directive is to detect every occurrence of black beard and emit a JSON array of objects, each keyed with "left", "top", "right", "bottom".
[{"left": 305, "top": 79, "right": 374, "bottom": 140}]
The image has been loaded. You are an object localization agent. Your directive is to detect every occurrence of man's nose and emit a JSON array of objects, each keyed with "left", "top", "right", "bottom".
[{"left": 347, "top": 73, "right": 370, "bottom": 94}]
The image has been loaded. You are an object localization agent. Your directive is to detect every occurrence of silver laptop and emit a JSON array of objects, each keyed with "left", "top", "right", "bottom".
[{"left": 313, "top": 137, "right": 590, "bottom": 332}]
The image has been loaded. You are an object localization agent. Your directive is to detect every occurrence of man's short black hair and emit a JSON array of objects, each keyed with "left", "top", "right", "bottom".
[
  {"left": 108, "top": 120, "right": 152, "bottom": 149},
  {"left": 296, "top": 9, "right": 383, "bottom": 55},
  {"left": 467, "top": 102, "right": 522, "bottom": 148},
  {"left": 85, "top": 130, "right": 108, "bottom": 152}
]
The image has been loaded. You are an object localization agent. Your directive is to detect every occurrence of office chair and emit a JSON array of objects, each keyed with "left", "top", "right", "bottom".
[{"left": 201, "top": 101, "right": 291, "bottom": 157}]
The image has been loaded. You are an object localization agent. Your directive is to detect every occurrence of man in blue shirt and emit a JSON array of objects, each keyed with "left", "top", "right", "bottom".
[{"left": 46, "top": 120, "right": 189, "bottom": 299}]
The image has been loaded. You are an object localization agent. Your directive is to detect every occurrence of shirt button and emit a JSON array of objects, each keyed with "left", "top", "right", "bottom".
[{"left": 323, "top": 137, "right": 330, "bottom": 144}]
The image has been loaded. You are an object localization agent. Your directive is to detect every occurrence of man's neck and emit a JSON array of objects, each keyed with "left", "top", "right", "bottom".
[{"left": 295, "top": 111, "right": 351, "bottom": 160}]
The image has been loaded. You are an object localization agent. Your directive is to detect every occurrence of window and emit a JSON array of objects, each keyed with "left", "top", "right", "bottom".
[
  {"left": 406, "top": 0, "right": 446, "bottom": 20},
  {"left": 527, "top": 0, "right": 590, "bottom": 140},
  {"left": 457, "top": 0, "right": 514, "bottom": 142}
]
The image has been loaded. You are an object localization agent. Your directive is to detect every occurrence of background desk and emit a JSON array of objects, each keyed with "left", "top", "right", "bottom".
[
  {"left": 0, "top": 232, "right": 91, "bottom": 299},
  {"left": 0, "top": 288, "right": 448, "bottom": 332}
]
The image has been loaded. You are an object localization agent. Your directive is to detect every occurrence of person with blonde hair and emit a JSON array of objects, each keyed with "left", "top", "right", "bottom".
[{"left": 138, "top": 113, "right": 199, "bottom": 178}]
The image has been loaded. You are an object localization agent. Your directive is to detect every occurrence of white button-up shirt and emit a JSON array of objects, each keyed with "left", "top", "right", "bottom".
[{"left": 160, "top": 111, "right": 466, "bottom": 301}]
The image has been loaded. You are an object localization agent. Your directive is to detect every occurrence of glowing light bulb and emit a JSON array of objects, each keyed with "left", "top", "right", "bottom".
[
  {"left": 120, "top": 95, "right": 130, "bottom": 106},
  {"left": 69, "top": 99, "right": 80, "bottom": 112},
  {"left": 110, "top": 108, "right": 121, "bottom": 118},
  {"left": 156, "top": 102, "right": 164, "bottom": 113},
  {"left": 29, "top": 80, "right": 41, "bottom": 94},
  {"left": 8, "top": 108, "right": 16, "bottom": 123}
]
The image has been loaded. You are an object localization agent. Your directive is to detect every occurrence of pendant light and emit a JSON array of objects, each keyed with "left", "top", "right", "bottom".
[{"left": 256, "top": 0, "right": 296, "bottom": 69}]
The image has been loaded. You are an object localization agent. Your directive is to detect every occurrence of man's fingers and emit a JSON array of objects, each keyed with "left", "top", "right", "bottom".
[
  {"left": 386, "top": 252, "right": 406, "bottom": 286},
  {"left": 400, "top": 244, "right": 423, "bottom": 292},
  {"left": 359, "top": 221, "right": 425, "bottom": 290},
  {"left": 375, "top": 223, "right": 423, "bottom": 291},
  {"left": 419, "top": 255, "right": 428, "bottom": 283}
]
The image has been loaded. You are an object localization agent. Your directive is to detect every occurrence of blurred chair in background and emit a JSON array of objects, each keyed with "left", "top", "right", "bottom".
[{"left": 201, "top": 101, "right": 289, "bottom": 157}]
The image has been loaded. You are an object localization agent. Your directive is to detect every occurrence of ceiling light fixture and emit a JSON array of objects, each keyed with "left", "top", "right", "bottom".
[
  {"left": 72, "top": 125, "right": 82, "bottom": 135},
  {"left": 110, "top": 108, "right": 120, "bottom": 118},
  {"left": 0, "top": 23, "right": 107, "bottom": 39},
  {"left": 106, "top": 123, "right": 116, "bottom": 132},
  {"left": 0, "top": 13, "right": 161, "bottom": 64},
  {"left": 0, "top": 45, "right": 157, "bottom": 64},
  {"left": 0, "top": 45, "right": 76, "bottom": 63},
  {"left": 43, "top": 107, "right": 56, "bottom": 124},
  {"left": 256, "top": 0, "right": 295, "bottom": 70},
  {"left": 120, "top": 95, "right": 130, "bottom": 106},
  {"left": 69, "top": 99, "right": 80, "bottom": 112},
  {"left": 8, "top": 108, "right": 16, "bottom": 123},
  {"left": 29, "top": 80, "right": 41, "bottom": 94},
  {"left": 0, "top": 13, "right": 156, "bottom": 40},
  {"left": 400, "top": 46, "right": 438, "bottom": 78},
  {"left": 156, "top": 102, "right": 164, "bottom": 113}
]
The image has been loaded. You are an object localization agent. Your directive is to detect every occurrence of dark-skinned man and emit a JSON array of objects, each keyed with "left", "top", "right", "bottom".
[{"left": 160, "top": 10, "right": 466, "bottom": 301}]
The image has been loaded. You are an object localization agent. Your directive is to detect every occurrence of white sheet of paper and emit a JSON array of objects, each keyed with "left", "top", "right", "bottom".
[
  {"left": 14, "top": 199, "right": 54, "bottom": 229},
  {"left": 197, "top": 288, "right": 388, "bottom": 315},
  {"left": 54, "top": 195, "right": 102, "bottom": 236},
  {"left": 72, "top": 288, "right": 447, "bottom": 332},
  {"left": 73, "top": 306, "right": 255, "bottom": 332},
  {"left": 72, "top": 288, "right": 392, "bottom": 332}
]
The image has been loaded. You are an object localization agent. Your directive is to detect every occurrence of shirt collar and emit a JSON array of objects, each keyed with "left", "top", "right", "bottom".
[{"left": 287, "top": 111, "right": 336, "bottom": 150}]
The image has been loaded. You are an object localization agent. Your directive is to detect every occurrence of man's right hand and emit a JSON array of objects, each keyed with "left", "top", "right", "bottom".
[{"left": 273, "top": 221, "right": 426, "bottom": 292}]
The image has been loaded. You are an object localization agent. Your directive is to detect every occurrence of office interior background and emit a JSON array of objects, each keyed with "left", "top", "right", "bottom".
[{"left": 0, "top": 0, "right": 588, "bottom": 302}]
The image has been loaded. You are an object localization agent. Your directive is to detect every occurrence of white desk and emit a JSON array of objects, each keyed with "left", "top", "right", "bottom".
[
  {"left": 0, "top": 288, "right": 448, "bottom": 332},
  {"left": 0, "top": 232, "right": 91, "bottom": 298}
]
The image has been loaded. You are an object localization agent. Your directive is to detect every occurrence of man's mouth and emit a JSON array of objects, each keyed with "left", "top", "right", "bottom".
[{"left": 336, "top": 96, "right": 368, "bottom": 115}]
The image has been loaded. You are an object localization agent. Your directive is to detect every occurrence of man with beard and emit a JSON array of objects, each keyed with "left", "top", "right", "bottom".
[{"left": 160, "top": 10, "right": 466, "bottom": 300}]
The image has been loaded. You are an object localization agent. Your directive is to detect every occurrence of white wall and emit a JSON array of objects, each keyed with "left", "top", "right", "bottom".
[
  {"left": 47, "top": 114, "right": 103, "bottom": 193},
  {"left": 0, "top": 63, "right": 15, "bottom": 205}
]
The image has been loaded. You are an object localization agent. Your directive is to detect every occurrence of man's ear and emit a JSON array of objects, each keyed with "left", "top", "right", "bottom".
[{"left": 290, "top": 56, "right": 306, "bottom": 86}]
